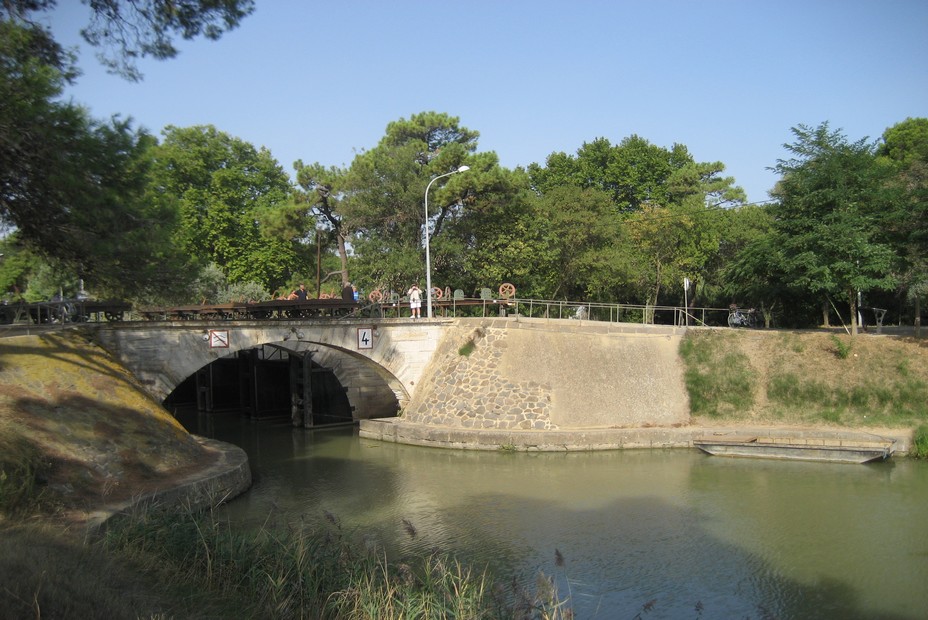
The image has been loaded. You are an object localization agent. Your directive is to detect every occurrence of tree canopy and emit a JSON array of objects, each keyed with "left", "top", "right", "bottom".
[
  {"left": 769, "top": 123, "right": 896, "bottom": 334},
  {"left": 152, "top": 125, "right": 297, "bottom": 292},
  {"left": 1, "top": 21, "right": 190, "bottom": 298},
  {"left": 1, "top": 0, "right": 254, "bottom": 80},
  {"left": 1, "top": 0, "right": 924, "bottom": 328}
]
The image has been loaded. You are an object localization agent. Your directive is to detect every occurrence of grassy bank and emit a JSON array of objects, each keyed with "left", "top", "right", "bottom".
[
  {"left": 680, "top": 329, "right": 928, "bottom": 454},
  {"left": 1, "top": 505, "right": 570, "bottom": 619},
  {"left": 100, "top": 505, "right": 568, "bottom": 619},
  {"left": 0, "top": 332, "right": 213, "bottom": 519}
]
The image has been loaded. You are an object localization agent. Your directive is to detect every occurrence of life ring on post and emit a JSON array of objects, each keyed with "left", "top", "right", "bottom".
[
  {"left": 431, "top": 286, "right": 443, "bottom": 300},
  {"left": 368, "top": 289, "right": 383, "bottom": 303},
  {"left": 499, "top": 282, "right": 516, "bottom": 299}
]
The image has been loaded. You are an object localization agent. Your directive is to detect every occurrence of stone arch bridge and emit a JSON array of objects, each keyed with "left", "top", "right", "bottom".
[
  {"left": 89, "top": 318, "right": 446, "bottom": 421},
  {"left": 87, "top": 317, "right": 691, "bottom": 430}
]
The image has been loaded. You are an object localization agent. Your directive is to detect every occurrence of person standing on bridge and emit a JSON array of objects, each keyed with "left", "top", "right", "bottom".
[
  {"left": 407, "top": 284, "right": 422, "bottom": 319},
  {"left": 291, "top": 283, "right": 308, "bottom": 301}
]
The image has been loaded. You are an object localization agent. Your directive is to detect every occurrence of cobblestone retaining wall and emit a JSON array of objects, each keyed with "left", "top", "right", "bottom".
[{"left": 403, "top": 322, "right": 555, "bottom": 429}]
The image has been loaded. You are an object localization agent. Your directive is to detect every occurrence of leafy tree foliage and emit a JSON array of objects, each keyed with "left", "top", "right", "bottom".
[
  {"left": 528, "top": 135, "right": 696, "bottom": 212},
  {"left": 288, "top": 162, "right": 353, "bottom": 290},
  {"left": 1, "top": 2, "right": 255, "bottom": 302},
  {"left": 769, "top": 123, "right": 896, "bottom": 334},
  {"left": 0, "top": 235, "right": 35, "bottom": 301},
  {"left": 713, "top": 205, "right": 783, "bottom": 323},
  {"left": 343, "top": 112, "right": 480, "bottom": 292},
  {"left": 189, "top": 263, "right": 268, "bottom": 304},
  {"left": 1, "top": 21, "right": 189, "bottom": 299},
  {"left": 527, "top": 135, "right": 744, "bottom": 308},
  {"left": 150, "top": 125, "right": 297, "bottom": 293},
  {"left": 441, "top": 162, "right": 539, "bottom": 297},
  {"left": 528, "top": 186, "right": 621, "bottom": 300},
  {"left": 878, "top": 117, "right": 928, "bottom": 327},
  {"left": 2, "top": 0, "right": 254, "bottom": 80},
  {"left": 879, "top": 117, "right": 928, "bottom": 167},
  {"left": 622, "top": 201, "right": 725, "bottom": 314}
]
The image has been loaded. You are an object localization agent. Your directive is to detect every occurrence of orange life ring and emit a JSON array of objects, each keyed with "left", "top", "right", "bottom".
[
  {"left": 368, "top": 289, "right": 383, "bottom": 303},
  {"left": 499, "top": 282, "right": 516, "bottom": 299}
]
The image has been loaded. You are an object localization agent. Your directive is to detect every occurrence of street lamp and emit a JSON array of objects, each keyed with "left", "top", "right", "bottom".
[{"left": 424, "top": 165, "right": 470, "bottom": 318}]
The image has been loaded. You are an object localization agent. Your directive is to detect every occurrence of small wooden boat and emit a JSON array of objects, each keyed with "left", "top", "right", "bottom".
[{"left": 693, "top": 434, "right": 895, "bottom": 464}]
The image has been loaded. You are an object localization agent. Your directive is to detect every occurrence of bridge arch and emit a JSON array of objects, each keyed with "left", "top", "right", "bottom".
[{"left": 87, "top": 320, "right": 448, "bottom": 421}]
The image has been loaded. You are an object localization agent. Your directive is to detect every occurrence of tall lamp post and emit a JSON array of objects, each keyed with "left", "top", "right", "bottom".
[{"left": 424, "top": 165, "right": 470, "bottom": 319}]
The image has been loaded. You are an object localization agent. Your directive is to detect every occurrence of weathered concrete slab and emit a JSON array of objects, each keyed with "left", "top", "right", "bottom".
[{"left": 360, "top": 418, "right": 914, "bottom": 454}]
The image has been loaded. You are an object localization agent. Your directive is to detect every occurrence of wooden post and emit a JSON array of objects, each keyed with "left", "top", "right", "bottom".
[
  {"left": 289, "top": 351, "right": 314, "bottom": 427},
  {"left": 238, "top": 349, "right": 258, "bottom": 418}
]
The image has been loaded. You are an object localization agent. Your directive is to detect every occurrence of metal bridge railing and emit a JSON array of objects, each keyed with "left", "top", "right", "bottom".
[
  {"left": 503, "top": 298, "right": 734, "bottom": 327},
  {"left": 2, "top": 296, "right": 738, "bottom": 329},
  {"left": 405, "top": 296, "right": 735, "bottom": 327}
]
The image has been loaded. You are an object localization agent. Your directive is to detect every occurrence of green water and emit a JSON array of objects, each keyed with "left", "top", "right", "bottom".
[{"left": 181, "top": 412, "right": 928, "bottom": 619}]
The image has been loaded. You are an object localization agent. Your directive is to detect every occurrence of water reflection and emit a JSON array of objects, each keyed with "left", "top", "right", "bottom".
[{"left": 178, "top": 411, "right": 928, "bottom": 619}]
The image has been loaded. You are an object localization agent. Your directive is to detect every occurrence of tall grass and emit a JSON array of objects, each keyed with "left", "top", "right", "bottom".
[
  {"left": 99, "top": 504, "right": 573, "bottom": 619},
  {"left": 0, "top": 434, "right": 50, "bottom": 517},
  {"left": 767, "top": 372, "right": 928, "bottom": 425},
  {"left": 679, "top": 332, "right": 755, "bottom": 417},
  {"left": 911, "top": 425, "right": 928, "bottom": 459}
]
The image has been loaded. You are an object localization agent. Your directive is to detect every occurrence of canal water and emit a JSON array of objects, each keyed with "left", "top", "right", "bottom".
[{"left": 179, "top": 412, "right": 928, "bottom": 619}]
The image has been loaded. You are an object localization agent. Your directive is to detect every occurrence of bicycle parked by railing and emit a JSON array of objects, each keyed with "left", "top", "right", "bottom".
[{"left": 728, "top": 304, "right": 762, "bottom": 328}]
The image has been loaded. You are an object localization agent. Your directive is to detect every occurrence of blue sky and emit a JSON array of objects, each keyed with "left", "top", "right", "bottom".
[{"left": 47, "top": 0, "right": 928, "bottom": 204}]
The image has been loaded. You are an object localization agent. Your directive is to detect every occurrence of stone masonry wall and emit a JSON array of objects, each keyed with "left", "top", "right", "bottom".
[
  {"left": 402, "top": 321, "right": 556, "bottom": 430},
  {"left": 401, "top": 317, "right": 690, "bottom": 430}
]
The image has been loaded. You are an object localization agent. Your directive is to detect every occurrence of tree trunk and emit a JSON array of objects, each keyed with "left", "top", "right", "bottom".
[
  {"left": 336, "top": 232, "right": 350, "bottom": 287},
  {"left": 848, "top": 289, "right": 858, "bottom": 337},
  {"left": 915, "top": 293, "right": 922, "bottom": 339},
  {"left": 822, "top": 300, "right": 830, "bottom": 327}
]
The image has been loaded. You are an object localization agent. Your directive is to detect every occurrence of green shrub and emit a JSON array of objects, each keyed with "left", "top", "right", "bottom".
[
  {"left": 912, "top": 425, "right": 928, "bottom": 459},
  {"left": 910, "top": 424, "right": 928, "bottom": 459},
  {"left": 458, "top": 340, "right": 476, "bottom": 356},
  {"left": 830, "top": 334, "right": 852, "bottom": 359}
]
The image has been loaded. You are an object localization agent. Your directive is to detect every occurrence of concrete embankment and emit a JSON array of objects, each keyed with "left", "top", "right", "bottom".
[
  {"left": 361, "top": 317, "right": 918, "bottom": 454},
  {"left": 360, "top": 417, "right": 914, "bottom": 453},
  {"left": 0, "top": 330, "right": 251, "bottom": 526},
  {"left": 397, "top": 317, "right": 690, "bottom": 430},
  {"left": 81, "top": 435, "right": 251, "bottom": 529},
  {"left": 362, "top": 317, "right": 692, "bottom": 448}
]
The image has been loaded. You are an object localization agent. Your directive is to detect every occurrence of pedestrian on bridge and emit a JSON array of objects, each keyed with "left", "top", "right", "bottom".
[
  {"left": 408, "top": 284, "right": 422, "bottom": 319},
  {"left": 291, "top": 284, "right": 308, "bottom": 301}
]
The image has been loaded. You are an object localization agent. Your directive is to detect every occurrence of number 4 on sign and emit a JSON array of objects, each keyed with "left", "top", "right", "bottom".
[{"left": 357, "top": 327, "right": 373, "bottom": 349}]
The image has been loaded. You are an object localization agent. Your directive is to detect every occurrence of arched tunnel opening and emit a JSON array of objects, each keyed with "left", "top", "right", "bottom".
[{"left": 164, "top": 344, "right": 358, "bottom": 427}]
